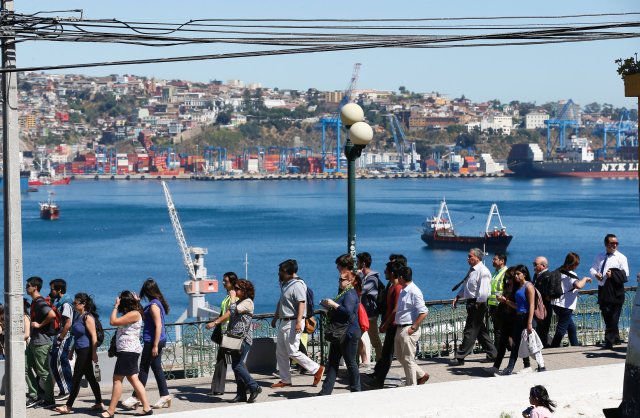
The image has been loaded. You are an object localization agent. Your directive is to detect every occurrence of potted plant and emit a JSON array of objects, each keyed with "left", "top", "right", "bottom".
[{"left": 616, "top": 54, "right": 640, "bottom": 97}]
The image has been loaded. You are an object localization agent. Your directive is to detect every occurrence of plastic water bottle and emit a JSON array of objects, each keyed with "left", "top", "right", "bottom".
[{"left": 94, "top": 363, "right": 101, "bottom": 382}]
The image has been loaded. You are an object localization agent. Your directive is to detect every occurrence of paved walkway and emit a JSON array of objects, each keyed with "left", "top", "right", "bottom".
[{"left": 9, "top": 344, "right": 627, "bottom": 417}]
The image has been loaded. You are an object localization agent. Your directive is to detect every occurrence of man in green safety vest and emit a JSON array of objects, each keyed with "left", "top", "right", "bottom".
[{"left": 487, "top": 253, "right": 508, "bottom": 353}]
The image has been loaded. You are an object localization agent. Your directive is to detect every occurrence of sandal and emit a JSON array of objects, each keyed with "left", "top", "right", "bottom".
[
  {"left": 91, "top": 403, "right": 105, "bottom": 411},
  {"left": 54, "top": 405, "right": 73, "bottom": 414},
  {"left": 100, "top": 411, "right": 116, "bottom": 418},
  {"left": 134, "top": 409, "right": 153, "bottom": 416}
]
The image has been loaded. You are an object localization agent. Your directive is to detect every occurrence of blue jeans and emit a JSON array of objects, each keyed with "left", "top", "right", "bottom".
[
  {"left": 320, "top": 329, "right": 361, "bottom": 395},
  {"left": 137, "top": 341, "right": 169, "bottom": 397},
  {"left": 230, "top": 341, "right": 258, "bottom": 397},
  {"left": 551, "top": 305, "right": 579, "bottom": 347}
]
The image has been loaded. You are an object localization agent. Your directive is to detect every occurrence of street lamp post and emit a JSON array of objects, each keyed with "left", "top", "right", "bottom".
[{"left": 340, "top": 103, "right": 373, "bottom": 271}]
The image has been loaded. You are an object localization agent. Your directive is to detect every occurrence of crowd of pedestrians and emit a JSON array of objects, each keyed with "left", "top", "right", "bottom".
[
  {"left": 13, "top": 276, "right": 173, "bottom": 416},
  {"left": 1, "top": 232, "right": 629, "bottom": 416}
]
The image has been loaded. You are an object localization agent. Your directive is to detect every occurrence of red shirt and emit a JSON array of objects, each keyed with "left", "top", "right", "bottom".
[{"left": 385, "top": 283, "right": 403, "bottom": 324}]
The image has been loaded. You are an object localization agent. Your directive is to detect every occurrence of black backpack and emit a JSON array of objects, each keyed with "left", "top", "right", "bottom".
[
  {"left": 95, "top": 316, "right": 105, "bottom": 347},
  {"left": 538, "top": 269, "right": 576, "bottom": 300},
  {"left": 84, "top": 314, "right": 105, "bottom": 347}
]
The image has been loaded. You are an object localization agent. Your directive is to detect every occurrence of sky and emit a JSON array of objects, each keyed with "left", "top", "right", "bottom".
[{"left": 15, "top": 1, "right": 640, "bottom": 108}]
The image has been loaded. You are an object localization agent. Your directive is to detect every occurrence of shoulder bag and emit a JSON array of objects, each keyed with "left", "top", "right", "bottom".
[
  {"left": 324, "top": 287, "right": 357, "bottom": 344},
  {"left": 220, "top": 305, "right": 251, "bottom": 353},
  {"left": 107, "top": 334, "right": 118, "bottom": 358},
  {"left": 220, "top": 332, "right": 243, "bottom": 352},
  {"left": 357, "top": 303, "right": 370, "bottom": 332},
  {"left": 305, "top": 316, "right": 317, "bottom": 334},
  {"left": 210, "top": 323, "right": 223, "bottom": 345},
  {"left": 324, "top": 319, "right": 349, "bottom": 344}
]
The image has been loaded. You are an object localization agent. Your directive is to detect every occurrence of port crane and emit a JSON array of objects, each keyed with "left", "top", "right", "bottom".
[
  {"left": 602, "top": 110, "right": 638, "bottom": 157},
  {"left": 320, "top": 63, "right": 361, "bottom": 173},
  {"left": 386, "top": 114, "right": 417, "bottom": 171},
  {"left": 203, "top": 146, "right": 227, "bottom": 173},
  {"left": 544, "top": 99, "right": 580, "bottom": 158},
  {"left": 161, "top": 181, "right": 218, "bottom": 321}
]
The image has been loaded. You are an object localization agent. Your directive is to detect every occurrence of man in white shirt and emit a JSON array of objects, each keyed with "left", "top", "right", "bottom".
[
  {"left": 450, "top": 248, "right": 497, "bottom": 366},
  {"left": 393, "top": 266, "right": 429, "bottom": 386},
  {"left": 590, "top": 234, "right": 629, "bottom": 348}
]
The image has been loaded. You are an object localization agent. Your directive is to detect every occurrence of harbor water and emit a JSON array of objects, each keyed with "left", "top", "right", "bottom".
[{"left": 1, "top": 177, "right": 638, "bottom": 321}]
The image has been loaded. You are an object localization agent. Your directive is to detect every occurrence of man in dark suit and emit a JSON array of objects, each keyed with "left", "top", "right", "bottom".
[{"left": 532, "top": 256, "right": 553, "bottom": 348}]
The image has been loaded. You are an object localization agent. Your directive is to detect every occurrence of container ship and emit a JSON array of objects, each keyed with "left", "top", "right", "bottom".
[
  {"left": 421, "top": 199, "right": 513, "bottom": 252},
  {"left": 507, "top": 139, "right": 638, "bottom": 178}
]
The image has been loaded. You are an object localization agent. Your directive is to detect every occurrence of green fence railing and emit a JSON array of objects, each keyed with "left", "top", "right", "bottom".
[{"left": 100, "top": 287, "right": 636, "bottom": 380}]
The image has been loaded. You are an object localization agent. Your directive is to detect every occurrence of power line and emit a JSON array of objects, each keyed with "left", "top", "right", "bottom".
[{"left": 1, "top": 12, "right": 638, "bottom": 73}]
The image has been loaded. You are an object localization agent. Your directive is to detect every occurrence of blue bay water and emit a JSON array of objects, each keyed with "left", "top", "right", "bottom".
[{"left": 1, "top": 177, "right": 638, "bottom": 321}]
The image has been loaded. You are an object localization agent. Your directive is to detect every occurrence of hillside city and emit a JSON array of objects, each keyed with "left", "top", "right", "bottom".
[{"left": 8, "top": 72, "right": 639, "bottom": 176}]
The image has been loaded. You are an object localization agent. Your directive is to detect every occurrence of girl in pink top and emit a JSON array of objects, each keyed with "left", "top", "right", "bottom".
[{"left": 523, "top": 385, "right": 556, "bottom": 418}]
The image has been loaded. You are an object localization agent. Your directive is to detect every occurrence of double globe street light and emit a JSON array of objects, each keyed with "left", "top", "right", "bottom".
[{"left": 340, "top": 103, "right": 373, "bottom": 271}]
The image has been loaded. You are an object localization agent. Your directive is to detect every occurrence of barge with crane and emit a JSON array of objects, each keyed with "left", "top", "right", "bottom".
[{"left": 421, "top": 199, "right": 513, "bottom": 252}]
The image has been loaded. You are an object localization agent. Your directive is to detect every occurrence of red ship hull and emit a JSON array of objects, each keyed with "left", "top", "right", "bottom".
[
  {"left": 29, "top": 177, "right": 72, "bottom": 186},
  {"left": 421, "top": 231, "right": 513, "bottom": 252}
]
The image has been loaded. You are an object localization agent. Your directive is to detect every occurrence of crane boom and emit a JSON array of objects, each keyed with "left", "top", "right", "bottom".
[
  {"left": 320, "top": 63, "right": 362, "bottom": 173},
  {"left": 386, "top": 114, "right": 416, "bottom": 171},
  {"left": 338, "top": 63, "right": 361, "bottom": 110},
  {"left": 162, "top": 181, "right": 196, "bottom": 281}
]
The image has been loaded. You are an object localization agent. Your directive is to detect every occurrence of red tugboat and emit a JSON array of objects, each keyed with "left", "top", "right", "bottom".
[
  {"left": 421, "top": 199, "right": 513, "bottom": 252},
  {"left": 39, "top": 192, "right": 60, "bottom": 220}
]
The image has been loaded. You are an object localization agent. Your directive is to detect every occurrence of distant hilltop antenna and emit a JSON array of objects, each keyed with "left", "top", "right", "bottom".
[{"left": 161, "top": 181, "right": 218, "bottom": 320}]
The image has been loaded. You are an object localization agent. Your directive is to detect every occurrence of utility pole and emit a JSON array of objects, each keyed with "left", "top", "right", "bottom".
[{"left": 2, "top": 1, "right": 26, "bottom": 416}]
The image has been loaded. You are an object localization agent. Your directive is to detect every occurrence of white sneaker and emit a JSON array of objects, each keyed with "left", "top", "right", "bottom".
[
  {"left": 517, "top": 367, "right": 533, "bottom": 375},
  {"left": 122, "top": 396, "right": 141, "bottom": 410},
  {"left": 483, "top": 366, "right": 498, "bottom": 375}
]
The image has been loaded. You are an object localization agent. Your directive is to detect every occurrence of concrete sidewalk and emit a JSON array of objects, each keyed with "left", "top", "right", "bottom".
[
  {"left": 10, "top": 344, "right": 627, "bottom": 417},
  {"left": 164, "top": 363, "right": 624, "bottom": 418}
]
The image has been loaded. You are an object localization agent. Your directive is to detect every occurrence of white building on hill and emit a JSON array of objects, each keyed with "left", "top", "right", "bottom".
[{"left": 525, "top": 112, "right": 549, "bottom": 129}]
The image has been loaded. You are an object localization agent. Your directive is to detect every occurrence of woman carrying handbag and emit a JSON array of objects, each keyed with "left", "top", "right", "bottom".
[
  {"left": 317, "top": 254, "right": 361, "bottom": 395},
  {"left": 206, "top": 272, "right": 238, "bottom": 397},
  {"left": 497, "top": 265, "right": 546, "bottom": 375},
  {"left": 206, "top": 279, "right": 261, "bottom": 403}
]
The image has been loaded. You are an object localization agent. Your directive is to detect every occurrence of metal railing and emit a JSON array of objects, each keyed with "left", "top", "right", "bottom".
[{"left": 100, "top": 287, "right": 636, "bottom": 380}]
